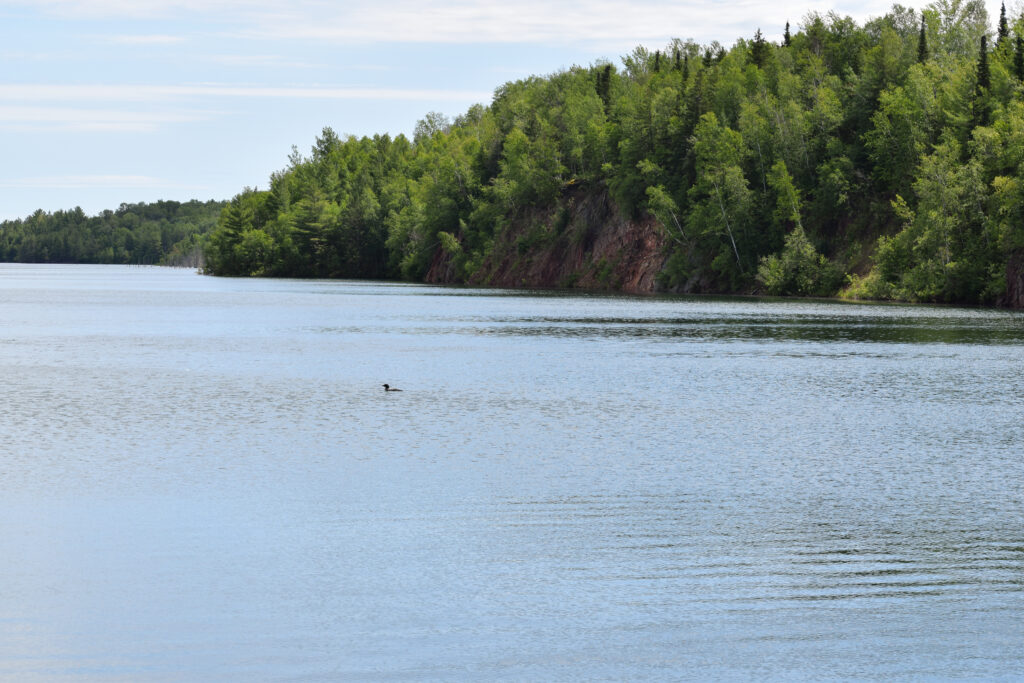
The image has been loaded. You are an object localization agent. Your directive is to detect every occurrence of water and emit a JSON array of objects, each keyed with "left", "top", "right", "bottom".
[{"left": 1, "top": 263, "right": 1022, "bottom": 681}]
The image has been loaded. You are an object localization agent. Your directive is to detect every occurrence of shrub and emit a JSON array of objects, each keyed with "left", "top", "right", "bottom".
[{"left": 757, "top": 225, "right": 843, "bottom": 297}]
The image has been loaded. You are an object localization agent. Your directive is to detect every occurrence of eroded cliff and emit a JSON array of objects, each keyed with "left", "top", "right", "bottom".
[
  {"left": 1002, "top": 252, "right": 1024, "bottom": 309},
  {"left": 426, "top": 187, "right": 667, "bottom": 293}
]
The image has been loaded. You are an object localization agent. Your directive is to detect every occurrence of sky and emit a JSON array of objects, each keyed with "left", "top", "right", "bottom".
[{"left": 0, "top": 0, "right": 1007, "bottom": 220}]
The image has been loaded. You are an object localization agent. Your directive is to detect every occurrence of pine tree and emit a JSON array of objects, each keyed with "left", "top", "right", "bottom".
[
  {"left": 999, "top": 2, "right": 1009, "bottom": 46},
  {"left": 783, "top": 21, "right": 791, "bottom": 47},
  {"left": 654, "top": 50, "right": 662, "bottom": 72},
  {"left": 978, "top": 35, "right": 991, "bottom": 92},
  {"left": 595, "top": 64, "right": 613, "bottom": 112},
  {"left": 1016, "top": 36, "right": 1024, "bottom": 80},
  {"left": 750, "top": 28, "right": 768, "bottom": 67},
  {"left": 917, "top": 15, "right": 928, "bottom": 62},
  {"left": 682, "top": 54, "right": 689, "bottom": 82},
  {"left": 975, "top": 35, "right": 991, "bottom": 127},
  {"left": 674, "top": 48, "right": 681, "bottom": 71}
]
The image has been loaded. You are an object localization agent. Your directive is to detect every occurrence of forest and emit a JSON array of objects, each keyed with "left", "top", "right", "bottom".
[
  {"left": 0, "top": 200, "right": 225, "bottom": 267},
  {"left": 200, "top": 0, "right": 1024, "bottom": 306}
]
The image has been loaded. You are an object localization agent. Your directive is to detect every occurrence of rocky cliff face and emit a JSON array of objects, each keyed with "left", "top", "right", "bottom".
[
  {"left": 426, "top": 187, "right": 667, "bottom": 293},
  {"left": 1002, "top": 251, "right": 1024, "bottom": 309}
]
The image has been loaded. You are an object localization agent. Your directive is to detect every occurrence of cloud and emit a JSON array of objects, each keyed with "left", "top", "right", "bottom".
[
  {"left": 0, "top": 174, "right": 171, "bottom": 189},
  {"left": 0, "top": 84, "right": 492, "bottom": 103},
  {"left": 106, "top": 34, "right": 188, "bottom": 45},
  {"left": 0, "top": 105, "right": 203, "bottom": 132},
  {"left": 0, "top": 84, "right": 492, "bottom": 133},
  {"left": 232, "top": 0, "right": 903, "bottom": 46},
  {"left": 0, "top": 0, "right": 272, "bottom": 19},
  {"left": 5, "top": 0, "right": 905, "bottom": 46},
  {"left": 204, "top": 54, "right": 324, "bottom": 69}
]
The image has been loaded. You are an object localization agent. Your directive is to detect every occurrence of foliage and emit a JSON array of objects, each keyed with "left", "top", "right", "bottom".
[
  {"left": 0, "top": 200, "right": 225, "bottom": 266},
  {"left": 758, "top": 225, "right": 843, "bottom": 296}
]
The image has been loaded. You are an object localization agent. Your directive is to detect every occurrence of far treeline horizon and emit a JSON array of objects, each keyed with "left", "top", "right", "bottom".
[{"left": 3, "top": 2, "right": 1024, "bottom": 308}]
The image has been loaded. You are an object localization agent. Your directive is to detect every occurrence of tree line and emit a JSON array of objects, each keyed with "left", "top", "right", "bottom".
[{"left": 0, "top": 200, "right": 225, "bottom": 267}]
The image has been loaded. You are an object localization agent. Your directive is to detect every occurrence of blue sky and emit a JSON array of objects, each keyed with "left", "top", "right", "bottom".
[{"left": 0, "top": 0, "right": 1001, "bottom": 220}]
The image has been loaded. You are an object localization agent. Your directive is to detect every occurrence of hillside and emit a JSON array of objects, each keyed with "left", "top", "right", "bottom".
[
  {"left": 204, "top": 2, "right": 1024, "bottom": 307},
  {"left": 0, "top": 200, "right": 225, "bottom": 267}
]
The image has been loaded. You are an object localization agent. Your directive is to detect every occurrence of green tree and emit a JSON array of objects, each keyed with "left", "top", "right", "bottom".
[
  {"left": 1016, "top": 37, "right": 1024, "bottom": 80},
  {"left": 872, "top": 139, "right": 993, "bottom": 302},
  {"left": 927, "top": 0, "right": 989, "bottom": 60},
  {"left": 865, "top": 65, "right": 939, "bottom": 196},
  {"left": 750, "top": 28, "right": 769, "bottom": 67},
  {"left": 998, "top": 2, "right": 1009, "bottom": 46},
  {"left": 975, "top": 34, "right": 991, "bottom": 128},
  {"left": 595, "top": 64, "right": 613, "bottom": 112},
  {"left": 687, "top": 112, "right": 754, "bottom": 284},
  {"left": 918, "top": 15, "right": 929, "bottom": 62},
  {"left": 767, "top": 159, "right": 802, "bottom": 234},
  {"left": 757, "top": 224, "right": 840, "bottom": 296},
  {"left": 646, "top": 184, "right": 687, "bottom": 245}
]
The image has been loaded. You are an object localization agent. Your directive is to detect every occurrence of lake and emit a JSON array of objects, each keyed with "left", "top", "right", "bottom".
[{"left": 1, "top": 263, "right": 1022, "bottom": 681}]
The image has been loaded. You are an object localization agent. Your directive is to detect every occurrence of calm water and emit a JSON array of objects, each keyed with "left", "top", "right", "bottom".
[{"left": 1, "top": 263, "right": 1023, "bottom": 681}]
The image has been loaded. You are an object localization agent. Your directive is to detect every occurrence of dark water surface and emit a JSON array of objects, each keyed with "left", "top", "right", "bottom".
[{"left": 2, "top": 264, "right": 1022, "bottom": 681}]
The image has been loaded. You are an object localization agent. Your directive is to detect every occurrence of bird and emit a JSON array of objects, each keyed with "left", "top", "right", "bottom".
[{"left": 382, "top": 383, "right": 402, "bottom": 392}]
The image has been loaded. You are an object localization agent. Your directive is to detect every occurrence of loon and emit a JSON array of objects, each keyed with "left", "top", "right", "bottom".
[{"left": 382, "top": 383, "right": 403, "bottom": 392}]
